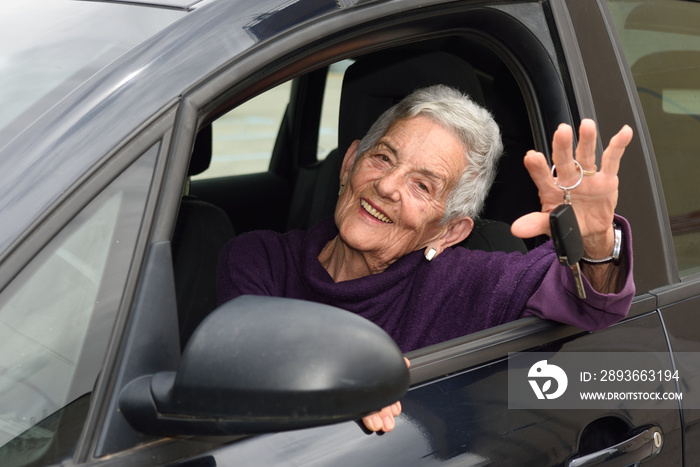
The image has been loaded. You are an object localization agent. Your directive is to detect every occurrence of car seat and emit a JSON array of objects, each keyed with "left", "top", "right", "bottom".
[
  {"left": 290, "top": 49, "right": 527, "bottom": 253},
  {"left": 172, "top": 125, "right": 236, "bottom": 348}
]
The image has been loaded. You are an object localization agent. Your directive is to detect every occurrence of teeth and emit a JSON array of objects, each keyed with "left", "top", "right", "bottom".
[{"left": 361, "top": 200, "right": 392, "bottom": 223}]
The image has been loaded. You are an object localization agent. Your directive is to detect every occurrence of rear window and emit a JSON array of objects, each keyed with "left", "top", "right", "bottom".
[
  {"left": 607, "top": 0, "right": 700, "bottom": 275},
  {"left": 0, "top": 1, "right": 185, "bottom": 146}
]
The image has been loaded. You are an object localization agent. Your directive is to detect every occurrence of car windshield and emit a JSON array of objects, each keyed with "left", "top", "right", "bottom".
[{"left": 0, "top": 0, "right": 186, "bottom": 148}]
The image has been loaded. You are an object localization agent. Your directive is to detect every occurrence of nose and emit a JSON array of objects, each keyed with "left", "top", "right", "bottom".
[{"left": 375, "top": 168, "right": 402, "bottom": 202}]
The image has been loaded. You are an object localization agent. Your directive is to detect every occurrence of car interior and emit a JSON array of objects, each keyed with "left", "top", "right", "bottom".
[{"left": 174, "top": 35, "right": 551, "bottom": 350}]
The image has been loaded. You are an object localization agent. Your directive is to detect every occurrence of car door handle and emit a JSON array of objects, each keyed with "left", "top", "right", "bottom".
[{"left": 567, "top": 426, "right": 663, "bottom": 467}]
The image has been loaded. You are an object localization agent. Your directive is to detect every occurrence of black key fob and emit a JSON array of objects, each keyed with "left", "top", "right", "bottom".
[{"left": 550, "top": 204, "right": 584, "bottom": 267}]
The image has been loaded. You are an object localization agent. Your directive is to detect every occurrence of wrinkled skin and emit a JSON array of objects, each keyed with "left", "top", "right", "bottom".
[{"left": 319, "top": 116, "right": 474, "bottom": 282}]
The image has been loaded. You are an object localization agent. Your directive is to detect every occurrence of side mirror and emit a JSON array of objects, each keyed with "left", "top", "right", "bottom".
[{"left": 120, "top": 295, "right": 409, "bottom": 436}]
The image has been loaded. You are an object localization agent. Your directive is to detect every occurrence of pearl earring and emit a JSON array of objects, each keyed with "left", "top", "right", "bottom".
[{"left": 425, "top": 248, "right": 437, "bottom": 261}]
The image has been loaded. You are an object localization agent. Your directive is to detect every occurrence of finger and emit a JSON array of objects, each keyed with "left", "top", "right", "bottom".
[
  {"left": 551, "top": 124, "right": 577, "bottom": 185},
  {"left": 575, "top": 119, "right": 598, "bottom": 172},
  {"left": 378, "top": 406, "right": 396, "bottom": 432},
  {"left": 511, "top": 211, "right": 551, "bottom": 239},
  {"left": 362, "top": 403, "right": 401, "bottom": 432},
  {"left": 390, "top": 401, "right": 402, "bottom": 417},
  {"left": 523, "top": 150, "right": 555, "bottom": 193},
  {"left": 362, "top": 412, "right": 382, "bottom": 432},
  {"left": 600, "top": 125, "right": 633, "bottom": 175}
]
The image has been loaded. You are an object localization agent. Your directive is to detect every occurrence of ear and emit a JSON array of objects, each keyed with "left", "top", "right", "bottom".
[
  {"left": 432, "top": 216, "right": 474, "bottom": 256},
  {"left": 340, "top": 140, "right": 361, "bottom": 187}
]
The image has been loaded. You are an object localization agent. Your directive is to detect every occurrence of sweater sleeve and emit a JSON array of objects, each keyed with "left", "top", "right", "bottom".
[
  {"left": 522, "top": 215, "right": 634, "bottom": 331},
  {"left": 216, "top": 231, "right": 285, "bottom": 306}
]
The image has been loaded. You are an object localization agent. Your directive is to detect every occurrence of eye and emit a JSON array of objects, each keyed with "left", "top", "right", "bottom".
[
  {"left": 370, "top": 153, "right": 391, "bottom": 167},
  {"left": 417, "top": 181, "right": 429, "bottom": 192}
]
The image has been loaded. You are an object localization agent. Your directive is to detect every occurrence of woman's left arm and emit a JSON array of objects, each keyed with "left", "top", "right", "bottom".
[{"left": 511, "top": 119, "right": 634, "bottom": 294}]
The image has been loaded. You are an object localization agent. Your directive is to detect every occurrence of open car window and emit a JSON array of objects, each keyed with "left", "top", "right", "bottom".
[{"left": 183, "top": 25, "right": 556, "bottom": 354}]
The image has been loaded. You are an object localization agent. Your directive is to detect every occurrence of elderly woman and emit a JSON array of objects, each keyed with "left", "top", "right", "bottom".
[{"left": 217, "top": 85, "right": 634, "bottom": 431}]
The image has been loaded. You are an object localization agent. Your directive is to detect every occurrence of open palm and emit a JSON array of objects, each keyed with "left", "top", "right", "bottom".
[{"left": 511, "top": 119, "right": 633, "bottom": 259}]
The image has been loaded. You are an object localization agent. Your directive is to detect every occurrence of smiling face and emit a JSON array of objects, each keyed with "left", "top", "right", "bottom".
[{"left": 330, "top": 115, "right": 474, "bottom": 276}]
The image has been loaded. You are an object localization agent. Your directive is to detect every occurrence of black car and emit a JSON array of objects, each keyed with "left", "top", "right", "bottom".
[{"left": 1, "top": 0, "right": 699, "bottom": 465}]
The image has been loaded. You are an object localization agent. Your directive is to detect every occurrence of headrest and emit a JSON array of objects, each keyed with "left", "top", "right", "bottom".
[
  {"left": 189, "top": 124, "right": 212, "bottom": 176},
  {"left": 338, "top": 50, "right": 485, "bottom": 157}
]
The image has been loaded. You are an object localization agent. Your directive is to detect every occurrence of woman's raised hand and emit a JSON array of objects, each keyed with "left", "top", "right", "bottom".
[{"left": 511, "top": 119, "right": 633, "bottom": 261}]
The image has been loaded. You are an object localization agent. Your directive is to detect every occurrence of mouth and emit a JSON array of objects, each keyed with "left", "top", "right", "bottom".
[{"left": 361, "top": 199, "right": 393, "bottom": 223}]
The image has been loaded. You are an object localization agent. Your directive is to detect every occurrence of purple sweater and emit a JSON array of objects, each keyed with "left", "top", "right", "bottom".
[{"left": 217, "top": 217, "right": 634, "bottom": 352}]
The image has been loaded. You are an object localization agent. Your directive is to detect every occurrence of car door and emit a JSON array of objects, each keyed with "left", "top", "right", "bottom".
[
  {"left": 153, "top": 1, "right": 682, "bottom": 466},
  {"left": 591, "top": 0, "right": 700, "bottom": 463}
]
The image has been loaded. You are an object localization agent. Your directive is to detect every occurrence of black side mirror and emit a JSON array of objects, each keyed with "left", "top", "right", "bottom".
[{"left": 120, "top": 295, "right": 409, "bottom": 436}]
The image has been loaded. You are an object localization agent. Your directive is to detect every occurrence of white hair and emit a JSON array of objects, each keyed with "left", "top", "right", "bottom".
[{"left": 356, "top": 85, "right": 503, "bottom": 223}]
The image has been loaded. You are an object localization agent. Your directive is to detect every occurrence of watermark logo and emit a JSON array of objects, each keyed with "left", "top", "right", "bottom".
[
  {"left": 528, "top": 360, "right": 568, "bottom": 400},
  {"left": 510, "top": 352, "right": 685, "bottom": 409}
]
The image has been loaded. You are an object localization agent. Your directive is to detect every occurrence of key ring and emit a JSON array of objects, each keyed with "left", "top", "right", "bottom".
[{"left": 551, "top": 160, "right": 584, "bottom": 204}]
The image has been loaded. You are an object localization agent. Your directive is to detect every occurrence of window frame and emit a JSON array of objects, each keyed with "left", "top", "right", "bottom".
[
  {"left": 71, "top": 107, "right": 181, "bottom": 462},
  {"left": 176, "top": 1, "right": 619, "bottom": 383}
]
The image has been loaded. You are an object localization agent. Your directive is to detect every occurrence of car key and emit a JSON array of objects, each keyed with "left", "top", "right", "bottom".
[{"left": 550, "top": 203, "right": 586, "bottom": 299}]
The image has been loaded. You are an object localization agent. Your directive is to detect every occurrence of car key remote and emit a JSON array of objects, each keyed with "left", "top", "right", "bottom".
[{"left": 550, "top": 204, "right": 586, "bottom": 299}]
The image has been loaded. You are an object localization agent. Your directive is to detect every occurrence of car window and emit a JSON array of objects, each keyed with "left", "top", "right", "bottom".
[
  {"left": 193, "top": 82, "right": 292, "bottom": 179},
  {"left": 317, "top": 60, "right": 352, "bottom": 160},
  {"left": 607, "top": 0, "right": 700, "bottom": 275},
  {"left": 195, "top": 60, "right": 352, "bottom": 180},
  {"left": 0, "top": 149, "right": 156, "bottom": 466}
]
